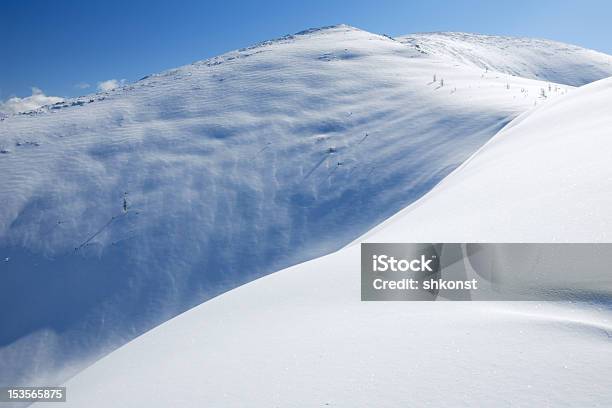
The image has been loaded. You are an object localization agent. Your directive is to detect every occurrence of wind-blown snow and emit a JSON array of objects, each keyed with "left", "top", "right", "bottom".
[
  {"left": 40, "top": 76, "right": 612, "bottom": 408},
  {"left": 397, "top": 32, "right": 612, "bottom": 86},
  {"left": 0, "top": 25, "right": 609, "bottom": 388},
  {"left": 362, "top": 76, "right": 612, "bottom": 243}
]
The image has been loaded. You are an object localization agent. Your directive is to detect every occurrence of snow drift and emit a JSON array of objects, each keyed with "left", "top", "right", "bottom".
[
  {"left": 362, "top": 76, "right": 612, "bottom": 243},
  {"left": 39, "top": 77, "right": 612, "bottom": 407}
]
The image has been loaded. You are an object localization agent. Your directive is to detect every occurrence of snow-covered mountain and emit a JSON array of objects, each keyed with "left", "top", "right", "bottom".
[
  {"left": 1, "top": 25, "right": 611, "bottom": 388},
  {"left": 397, "top": 32, "right": 612, "bottom": 86},
  {"left": 41, "top": 76, "right": 612, "bottom": 408}
]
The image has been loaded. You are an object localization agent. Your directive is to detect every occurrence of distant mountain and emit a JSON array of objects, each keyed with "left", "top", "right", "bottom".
[
  {"left": 0, "top": 25, "right": 609, "bottom": 387},
  {"left": 397, "top": 31, "right": 612, "bottom": 86},
  {"left": 48, "top": 76, "right": 612, "bottom": 408}
]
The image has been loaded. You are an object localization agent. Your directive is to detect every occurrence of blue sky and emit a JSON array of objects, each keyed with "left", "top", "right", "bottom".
[{"left": 1, "top": 0, "right": 610, "bottom": 101}]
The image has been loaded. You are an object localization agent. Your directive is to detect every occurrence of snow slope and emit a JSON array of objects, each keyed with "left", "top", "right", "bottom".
[
  {"left": 0, "top": 25, "right": 574, "bottom": 385},
  {"left": 39, "top": 78, "right": 612, "bottom": 407},
  {"left": 362, "top": 76, "right": 612, "bottom": 243},
  {"left": 0, "top": 25, "right": 608, "bottom": 387},
  {"left": 397, "top": 32, "right": 612, "bottom": 86}
]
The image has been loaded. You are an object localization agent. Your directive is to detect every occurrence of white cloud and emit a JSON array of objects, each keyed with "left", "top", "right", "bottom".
[
  {"left": 97, "top": 79, "right": 126, "bottom": 92},
  {"left": 75, "top": 82, "right": 91, "bottom": 89},
  {"left": 0, "top": 87, "right": 64, "bottom": 115}
]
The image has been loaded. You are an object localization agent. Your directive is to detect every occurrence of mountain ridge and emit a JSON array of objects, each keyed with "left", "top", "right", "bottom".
[
  {"left": 7, "top": 25, "right": 612, "bottom": 118},
  {"left": 397, "top": 31, "right": 612, "bottom": 85}
]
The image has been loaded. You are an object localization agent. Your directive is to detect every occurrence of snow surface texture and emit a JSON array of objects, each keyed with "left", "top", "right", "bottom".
[
  {"left": 1, "top": 25, "right": 610, "bottom": 389},
  {"left": 38, "top": 78, "right": 612, "bottom": 407},
  {"left": 361, "top": 77, "right": 612, "bottom": 243},
  {"left": 397, "top": 32, "right": 612, "bottom": 86}
]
